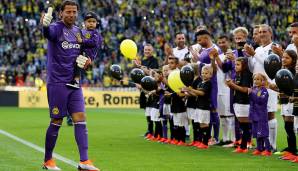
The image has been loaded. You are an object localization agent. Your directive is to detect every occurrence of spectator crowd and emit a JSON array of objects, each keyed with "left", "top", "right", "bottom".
[{"left": 0, "top": 0, "right": 297, "bottom": 87}]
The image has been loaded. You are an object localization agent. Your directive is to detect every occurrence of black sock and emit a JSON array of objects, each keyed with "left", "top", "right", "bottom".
[
  {"left": 173, "top": 126, "right": 178, "bottom": 140},
  {"left": 147, "top": 116, "right": 153, "bottom": 134},
  {"left": 162, "top": 120, "right": 168, "bottom": 138},
  {"left": 248, "top": 123, "right": 252, "bottom": 143},
  {"left": 158, "top": 121, "right": 163, "bottom": 138},
  {"left": 154, "top": 121, "right": 162, "bottom": 138},
  {"left": 202, "top": 127, "right": 210, "bottom": 145},
  {"left": 181, "top": 126, "right": 186, "bottom": 142},
  {"left": 285, "top": 121, "right": 297, "bottom": 154},
  {"left": 240, "top": 123, "right": 249, "bottom": 150},
  {"left": 197, "top": 123, "right": 203, "bottom": 142},
  {"left": 235, "top": 118, "right": 242, "bottom": 142},
  {"left": 192, "top": 120, "right": 198, "bottom": 141},
  {"left": 177, "top": 126, "right": 182, "bottom": 141},
  {"left": 169, "top": 117, "right": 174, "bottom": 139}
]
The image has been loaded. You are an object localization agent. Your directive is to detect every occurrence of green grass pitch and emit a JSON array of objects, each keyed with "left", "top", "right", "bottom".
[{"left": 0, "top": 107, "right": 298, "bottom": 171}]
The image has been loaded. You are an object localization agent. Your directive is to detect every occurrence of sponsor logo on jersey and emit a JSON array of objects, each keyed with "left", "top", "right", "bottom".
[{"left": 61, "top": 41, "right": 80, "bottom": 49}]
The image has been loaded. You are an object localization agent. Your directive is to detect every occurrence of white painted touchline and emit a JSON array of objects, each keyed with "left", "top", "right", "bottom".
[{"left": 0, "top": 129, "right": 77, "bottom": 168}]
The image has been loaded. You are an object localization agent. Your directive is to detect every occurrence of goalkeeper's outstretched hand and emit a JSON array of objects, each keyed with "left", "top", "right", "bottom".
[{"left": 76, "top": 55, "right": 91, "bottom": 69}]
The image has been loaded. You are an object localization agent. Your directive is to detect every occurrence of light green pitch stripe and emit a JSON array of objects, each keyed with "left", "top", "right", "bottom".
[{"left": 0, "top": 129, "right": 77, "bottom": 168}]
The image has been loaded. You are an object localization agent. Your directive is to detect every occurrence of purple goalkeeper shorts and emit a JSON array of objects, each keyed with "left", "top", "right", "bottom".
[{"left": 47, "top": 84, "right": 85, "bottom": 118}]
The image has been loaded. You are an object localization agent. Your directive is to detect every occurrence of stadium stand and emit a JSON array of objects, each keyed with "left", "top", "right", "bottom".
[{"left": 0, "top": 0, "right": 297, "bottom": 87}]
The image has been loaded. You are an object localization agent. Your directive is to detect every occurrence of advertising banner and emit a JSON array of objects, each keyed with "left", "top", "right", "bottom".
[{"left": 19, "top": 90, "right": 140, "bottom": 108}]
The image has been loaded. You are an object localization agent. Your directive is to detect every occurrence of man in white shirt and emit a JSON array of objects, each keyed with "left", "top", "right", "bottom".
[
  {"left": 171, "top": 32, "right": 190, "bottom": 138},
  {"left": 173, "top": 32, "right": 189, "bottom": 61},
  {"left": 252, "top": 25, "right": 262, "bottom": 49},
  {"left": 286, "top": 22, "right": 298, "bottom": 53},
  {"left": 244, "top": 24, "right": 278, "bottom": 151},
  {"left": 216, "top": 35, "right": 235, "bottom": 144}
]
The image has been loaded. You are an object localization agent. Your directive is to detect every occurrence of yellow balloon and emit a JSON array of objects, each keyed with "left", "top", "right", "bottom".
[
  {"left": 120, "top": 39, "right": 137, "bottom": 60},
  {"left": 168, "top": 70, "right": 185, "bottom": 93}
]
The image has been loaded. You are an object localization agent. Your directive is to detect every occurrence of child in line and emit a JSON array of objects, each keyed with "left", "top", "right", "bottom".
[
  {"left": 146, "top": 70, "right": 164, "bottom": 141},
  {"left": 270, "top": 50, "right": 297, "bottom": 159},
  {"left": 226, "top": 57, "right": 253, "bottom": 153},
  {"left": 159, "top": 65, "right": 172, "bottom": 143},
  {"left": 185, "top": 64, "right": 202, "bottom": 146},
  {"left": 249, "top": 73, "right": 270, "bottom": 156},
  {"left": 167, "top": 57, "right": 188, "bottom": 145},
  {"left": 184, "top": 65, "right": 213, "bottom": 149}
]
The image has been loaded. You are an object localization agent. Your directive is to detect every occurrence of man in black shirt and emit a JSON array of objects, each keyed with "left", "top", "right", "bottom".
[
  {"left": 139, "top": 44, "right": 159, "bottom": 137},
  {"left": 141, "top": 44, "right": 159, "bottom": 70}
]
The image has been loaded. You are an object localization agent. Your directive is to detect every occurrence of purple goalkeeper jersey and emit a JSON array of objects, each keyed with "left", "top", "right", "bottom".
[
  {"left": 43, "top": 21, "right": 81, "bottom": 84},
  {"left": 81, "top": 29, "right": 102, "bottom": 61}
]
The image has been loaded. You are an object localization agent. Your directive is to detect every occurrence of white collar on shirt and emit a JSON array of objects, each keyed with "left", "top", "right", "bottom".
[{"left": 262, "top": 42, "right": 273, "bottom": 50}]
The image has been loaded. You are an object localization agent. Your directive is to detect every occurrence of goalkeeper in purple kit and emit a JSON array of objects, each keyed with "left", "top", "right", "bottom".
[{"left": 41, "top": 0, "right": 99, "bottom": 170}]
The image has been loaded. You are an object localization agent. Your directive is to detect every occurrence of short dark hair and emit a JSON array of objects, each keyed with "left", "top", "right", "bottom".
[
  {"left": 290, "top": 22, "right": 298, "bottom": 28},
  {"left": 195, "top": 30, "right": 211, "bottom": 38},
  {"left": 218, "top": 35, "right": 229, "bottom": 40},
  {"left": 168, "top": 57, "right": 179, "bottom": 64},
  {"left": 175, "top": 32, "right": 185, "bottom": 37},
  {"left": 144, "top": 43, "right": 153, "bottom": 47},
  {"left": 60, "top": 0, "right": 79, "bottom": 11}
]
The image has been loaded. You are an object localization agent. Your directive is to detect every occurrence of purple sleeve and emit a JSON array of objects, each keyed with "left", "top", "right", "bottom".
[
  {"left": 42, "top": 24, "right": 58, "bottom": 41},
  {"left": 249, "top": 88, "right": 258, "bottom": 104},
  {"left": 249, "top": 90, "right": 255, "bottom": 120},
  {"left": 222, "top": 60, "right": 232, "bottom": 73}
]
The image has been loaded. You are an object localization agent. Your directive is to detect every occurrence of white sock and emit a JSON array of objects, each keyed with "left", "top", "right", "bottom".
[
  {"left": 185, "top": 123, "right": 190, "bottom": 136},
  {"left": 294, "top": 116, "right": 298, "bottom": 134},
  {"left": 268, "top": 118, "right": 277, "bottom": 150},
  {"left": 227, "top": 116, "right": 235, "bottom": 142},
  {"left": 220, "top": 118, "right": 228, "bottom": 142}
]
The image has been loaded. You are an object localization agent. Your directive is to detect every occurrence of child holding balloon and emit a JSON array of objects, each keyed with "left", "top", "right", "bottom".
[
  {"left": 270, "top": 50, "right": 297, "bottom": 159},
  {"left": 183, "top": 65, "right": 213, "bottom": 149},
  {"left": 146, "top": 70, "right": 164, "bottom": 141},
  {"left": 166, "top": 57, "right": 188, "bottom": 145},
  {"left": 185, "top": 64, "right": 202, "bottom": 146},
  {"left": 160, "top": 65, "right": 174, "bottom": 143},
  {"left": 280, "top": 50, "right": 297, "bottom": 160}
]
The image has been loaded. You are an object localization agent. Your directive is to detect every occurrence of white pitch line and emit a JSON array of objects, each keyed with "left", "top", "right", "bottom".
[{"left": 0, "top": 129, "right": 77, "bottom": 168}]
